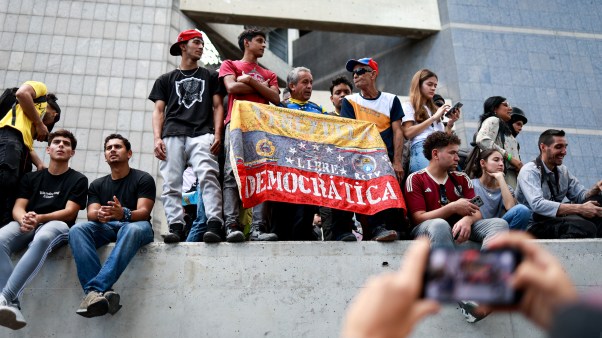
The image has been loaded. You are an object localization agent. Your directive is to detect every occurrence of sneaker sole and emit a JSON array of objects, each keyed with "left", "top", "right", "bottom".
[
  {"left": 203, "top": 232, "right": 222, "bottom": 243},
  {"left": 226, "top": 232, "right": 245, "bottom": 243},
  {"left": 250, "top": 234, "right": 278, "bottom": 241},
  {"left": 0, "top": 307, "right": 26, "bottom": 330},
  {"left": 104, "top": 293, "right": 122, "bottom": 315},
  {"left": 374, "top": 232, "right": 397, "bottom": 242},
  {"left": 161, "top": 233, "right": 182, "bottom": 244},
  {"left": 76, "top": 299, "right": 109, "bottom": 318}
]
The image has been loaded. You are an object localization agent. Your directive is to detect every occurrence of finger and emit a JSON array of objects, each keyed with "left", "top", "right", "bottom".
[
  {"left": 406, "top": 300, "right": 440, "bottom": 326},
  {"left": 113, "top": 195, "right": 121, "bottom": 206},
  {"left": 486, "top": 232, "right": 538, "bottom": 257},
  {"left": 395, "top": 237, "right": 430, "bottom": 295}
]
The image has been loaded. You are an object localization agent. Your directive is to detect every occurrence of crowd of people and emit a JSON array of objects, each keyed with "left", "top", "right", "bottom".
[{"left": 0, "top": 27, "right": 600, "bottom": 332}]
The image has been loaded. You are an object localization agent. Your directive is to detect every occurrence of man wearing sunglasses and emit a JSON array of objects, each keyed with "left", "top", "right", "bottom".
[
  {"left": 404, "top": 131, "right": 508, "bottom": 248},
  {"left": 338, "top": 57, "right": 407, "bottom": 241}
]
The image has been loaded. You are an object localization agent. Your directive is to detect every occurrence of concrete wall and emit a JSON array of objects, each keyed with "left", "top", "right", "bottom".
[
  {"left": 293, "top": 0, "right": 602, "bottom": 188},
  {"left": 0, "top": 0, "right": 205, "bottom": 234},
  {"left": 4, "top": 240, "right": 602, "bottom": 337}
]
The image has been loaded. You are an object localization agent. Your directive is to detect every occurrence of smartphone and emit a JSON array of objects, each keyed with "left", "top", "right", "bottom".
[
  {"left": 446, "top": 102, "right": 463, "bottom": 117},
  {"left": 423, "top": 248, "right": 523, "bottom": 305},
  {"left": 469, "top": 195, "right": 484, "bottom": 207}
]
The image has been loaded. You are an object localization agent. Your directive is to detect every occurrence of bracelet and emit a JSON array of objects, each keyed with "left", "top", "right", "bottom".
[
  {"left": 507, "top": 153, "right": 512, "bottom": 162},
  {"left": 121, "top": 207, "right": 132, "bottom": 222}
]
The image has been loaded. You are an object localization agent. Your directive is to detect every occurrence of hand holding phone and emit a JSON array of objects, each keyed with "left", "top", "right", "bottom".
[
  {"left": 469, "top": 195, "right": 484, "bottom": 207},
  {"left": 446, "top": 102, "right": 463, "bottom": 118},
  {"left": 423, "top": 248, "right": 523, "bottom": 305}
]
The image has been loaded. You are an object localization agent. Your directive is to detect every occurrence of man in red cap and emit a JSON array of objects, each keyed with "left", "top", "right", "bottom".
[
  {"left": 338, "top": 57, "right": 407, "bottom": 241},
  {"left": 149, "top": 29, "right": 225, "bottom": 243},
  {"left": 218, "top": 28, "right": 281, "bottom": 242}
]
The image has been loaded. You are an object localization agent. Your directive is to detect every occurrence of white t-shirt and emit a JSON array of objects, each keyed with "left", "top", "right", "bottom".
[{"left": 401, "top": 102, "right": 444, "bottom": 146}]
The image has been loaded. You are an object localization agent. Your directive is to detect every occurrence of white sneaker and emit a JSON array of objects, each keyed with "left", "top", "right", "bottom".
[{"left": 0, "top": 294, "right": 26, "bottom": 330}]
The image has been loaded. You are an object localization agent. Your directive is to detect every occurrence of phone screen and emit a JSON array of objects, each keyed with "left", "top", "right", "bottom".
[{"left": 423, "top": 248, "right": 522, "bottom": 305}]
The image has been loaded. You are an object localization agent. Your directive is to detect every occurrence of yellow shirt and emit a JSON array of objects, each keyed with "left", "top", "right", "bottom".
[{"left": 0, "top": 81, "right": 47, "bottom": 150}]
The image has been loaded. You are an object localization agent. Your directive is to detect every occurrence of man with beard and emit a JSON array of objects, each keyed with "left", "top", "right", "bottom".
[{"left": 516, "top": 129, "right": 602, "bottom": 238}]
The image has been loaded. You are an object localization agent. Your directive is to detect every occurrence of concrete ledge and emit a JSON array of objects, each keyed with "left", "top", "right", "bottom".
[{"left": 4, "top": 240, "right": 602, "bottom": 337}]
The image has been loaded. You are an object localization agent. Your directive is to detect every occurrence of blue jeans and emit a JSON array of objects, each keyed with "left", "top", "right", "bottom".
[
  {"left": 502, "top": 204, "right": 532, "bottom": 230},
  {"left": 410, "top": 217, "right": 508, "bottom": 249},
  {"left": 0, "top": 220, "right": 68, "bottom": 302},
  {"left": 186, "top": 184, "right": 207, "bottom": 242},
  {"left": 68, "top": 220, "right": 153, "bottom": 293},
  {"left": 409, "top": 140, "right": 429, "bottom": 174}
]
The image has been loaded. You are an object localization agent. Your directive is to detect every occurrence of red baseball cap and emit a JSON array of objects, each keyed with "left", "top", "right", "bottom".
[
  {"left": 345, "top": 57, "right": 379, "bottom": 73},
  {"left": 170, "top": 29, "right": 203, "bottom": 56}
]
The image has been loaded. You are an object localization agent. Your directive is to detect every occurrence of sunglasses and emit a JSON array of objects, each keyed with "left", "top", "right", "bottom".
[
  {"left": 439, "top": 184, "right": 449, "bottom": 206},
  {"left": 352, "top": 68, "right": 373, "bottom": 76}
]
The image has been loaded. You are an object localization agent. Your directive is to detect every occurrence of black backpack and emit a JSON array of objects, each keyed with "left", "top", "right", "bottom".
[{"left": 0, "top": 87, "right": 47, "bottom": 124}]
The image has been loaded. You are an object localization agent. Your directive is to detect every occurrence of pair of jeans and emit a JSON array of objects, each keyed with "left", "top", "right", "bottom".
[
  {"left": 160, "top": 133, "right": 223, "bottom": 226},
  {"left": 0, "top": 220, "right": 68, "bottom": 302},
  {"left": 409, "top": 140, "right": 429, "bottom": 174},
  {"left": 502, "top": 204, "right": 531, "bottom": 230},
  {"left": 222, "top": 123, "right": 269, "bottom": 230},
  {"left": 410, "top": 217, "right": 509, "bottom": 249},
  {"left": 68, "top": 220, "right": 153, "bottom": 293},
  {"left": 186, "top": 184, "right": 207, "bottom": 242}
]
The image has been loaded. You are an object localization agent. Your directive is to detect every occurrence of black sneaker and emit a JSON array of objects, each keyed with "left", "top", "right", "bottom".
[
  {"left": 225, "top": 223, "right": 245, "bottom": 243},
  {"left": 104, "top": 291, "right": 122, "bottom": 315},
  {"left": 337, "top": 232, "right": 358, "bottom": 241},
  {"left": 248, "top": 225, "right": 278, "bottom": 241},
  {"left": 162, "top": 223, "right": 185, "bottom": 243},
  {"left": 458, "top": 301, "right": 491, "bottom": 323},
  {"left": 203, "top": 220, "right": 223, "bottom": 243},
  {"left": 372, "top": 226, "right": 398, "bottom": 242}
]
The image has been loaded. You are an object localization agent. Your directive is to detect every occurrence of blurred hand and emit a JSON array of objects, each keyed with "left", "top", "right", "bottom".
[
  {"left": 484, "top": 232, "right": 578, "bottom": 330},
  {"left": 341, "top": 237, "right": 440, "bottom": 338}
]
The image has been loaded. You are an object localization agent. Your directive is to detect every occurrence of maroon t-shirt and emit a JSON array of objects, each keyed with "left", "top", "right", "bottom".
[
  {"left": 404, "top": 169, "right": 475, "bottom": 226},
  {"left": 218, "top": 60, "right": 279, "bottom": 124}
]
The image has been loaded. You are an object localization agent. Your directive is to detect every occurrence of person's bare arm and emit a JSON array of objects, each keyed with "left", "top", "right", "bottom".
[
  {"left": 29, "top": 149, "right": 45, "bottom": 171},
  {"left": 15, "top": 84, "right": 48, "bottom": 141},
  {"left": 392, "top": 120, "right": 405, "bottom": 183},
  {"left": 152, "top": 100, "right": 167, "bottom": 161},
  {"left": 211, "top": 93, "right": 224, "bottom": 155}
]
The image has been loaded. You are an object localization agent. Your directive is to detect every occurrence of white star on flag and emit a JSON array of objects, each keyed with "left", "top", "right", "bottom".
[
  {"left": 337, "top": 154, "right": 344, "bottom": 162},
  {"left": 285, "top": 157, "right": 294, "bottom": 164},
  {"left": 312, "top": 144, "right": 320, "bottom": 150},
  {"left": 340, "top": 168, "right": 347, "bottom": 175},
  {"left": 326, "top": 147, "right": 333, "bottom": 153},
  {"left": 298, "top": 142, "right": 306, "bottom": 149},
  {"left": 289, "top": 147, "right": 297, "bottom": 154}
]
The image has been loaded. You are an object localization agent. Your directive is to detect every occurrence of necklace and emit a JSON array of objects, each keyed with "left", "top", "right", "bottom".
[{"left": 177, "top": 67, "right": 200, "bottom": 77}]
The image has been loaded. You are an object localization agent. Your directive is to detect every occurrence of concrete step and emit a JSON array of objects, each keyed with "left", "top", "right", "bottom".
[{"left": 5, "top": 240, "right": 602, "bottom": 337}]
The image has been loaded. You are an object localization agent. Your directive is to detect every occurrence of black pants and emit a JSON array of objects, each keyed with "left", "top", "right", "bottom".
[
  {"left": 0, "top": 128, "right": 27, "bottom": 226},
  {"left": 270, "top": 202, "right": 318, "bottom": 241},
  {"left": 528, "top": 213, "right": 600, "bottom": 239}
]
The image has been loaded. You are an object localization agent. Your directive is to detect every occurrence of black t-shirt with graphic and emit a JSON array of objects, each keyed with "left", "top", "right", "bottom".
[
  {"left": 17, "top": 168, "right": 88, "bottom": 226},
  {"left": 148, "top": 68, "right": 220, "bottom": 138},
  {"left": 88, "top": 168, "right": 156, "bottom": 221}
]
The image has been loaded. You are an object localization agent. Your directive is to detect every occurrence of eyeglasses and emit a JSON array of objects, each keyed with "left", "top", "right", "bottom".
[
  {"left": 501, "top": 102, "right": 510, "bottom": 107},
  {"left": 352, "top": 68, "right": 373, "bottom": 76},
  {"left": 439, "top": 184, "right": 449, "bottom": 206}
]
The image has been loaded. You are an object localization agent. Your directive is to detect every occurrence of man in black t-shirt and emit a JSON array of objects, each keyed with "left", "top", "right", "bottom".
[
  {"left": 0, "top": 129, "right": 87, "bottom": 330},
  {"left": 69, "top": 134, "right": 155, "bottom": 319},
  {"left": 149, "top": 29, "right": 225, "bottom": 243}
]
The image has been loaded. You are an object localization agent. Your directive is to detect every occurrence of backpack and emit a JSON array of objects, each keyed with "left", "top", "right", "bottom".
[{"left": 0, "top": 87, "right": 47, "bottom": 124}]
